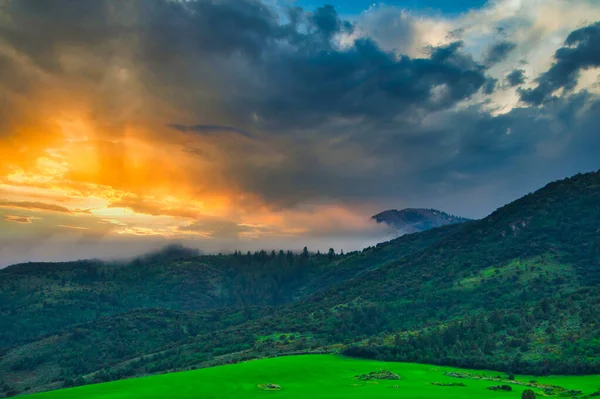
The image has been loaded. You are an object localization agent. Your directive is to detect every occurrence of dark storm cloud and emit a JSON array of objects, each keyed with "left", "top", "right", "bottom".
[
  {"left": 97, "top": 0, "right": 485, "bottom": 132},
  {"left": 0, "top": 0, "right": 487, "bottom": 129},
  {"left": 0, "top": 0, "right": 117, "bottom": 71},
  {"left": 482, "top": 77, "right": 498, "bottom": 94},
  {"left": 484, "top": 41, "right": 517, "bottom": 66},
  {"left": 520, "top": 21, "right": 600, "bottom": 105},
  {"left": 0, "top": 0, "right": 599, "bottom": 219},
  {"left": 358, "top": 91, "right": 600, "bottom": 216},
  {"left": 310, "top": 4, "right": 353, "bottom": 40},
  {"left": 506, "top": 69, "right": 526, "bottom": 87},
  {"left": 234, "top": 89, "right": 600, "bottom": 214},
  {"left": 244, "top": 39, "right": 487, "bottom": 132},
  {"left": 135, "top": 0, "right": 279, "bottom": 60},
  {"left": 167, "top": 124, "right": 254, "bottom": 138}
]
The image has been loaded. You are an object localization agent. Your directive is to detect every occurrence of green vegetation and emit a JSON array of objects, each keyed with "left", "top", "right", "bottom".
[
  {"left": 431, "top": 382, "right": 466, "bottom": 387},
  {"left": 522, "top": 389, "right": 536, "bottom": 399},
  {"left": 1, "top": 170, "right": 600, "bottom": 397},
  {"left": 455, "top": 256, "right": 574, "bottom": 290},
  {"left": 443, "top": 371, "right": 582, "bottom": 396},
  {"left": 257, "top": 383, "right": 281, "bottom": 391},
  {"left": 354, "top": 369, "right": 399, "bottom": 380},
  {"left": 23, "top": 355, "right": 600, "bottom": 399},
  {"left": 488, "top": 385, "right": 513, "bottom": 391}
]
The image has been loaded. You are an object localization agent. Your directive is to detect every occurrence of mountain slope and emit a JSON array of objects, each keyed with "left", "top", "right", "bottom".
[
  {"left": 0, "top": 223, "right": 465, "bottom": 395},
  {"left": 103, "top": 170, "right": 600, "bottom": 379},
  {"left": 1, "top": 170, "right": 599, "bottom": 396},
  {"left": 372, "top": 208, "right": 470, "bottom": 233},
  {"left": 0, "top": 224, "right": 461, "bottom": 351}
]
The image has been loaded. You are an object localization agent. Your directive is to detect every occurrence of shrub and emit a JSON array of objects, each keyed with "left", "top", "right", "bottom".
[{"left": 522, "top": 389, "right": 536, "bottom": 399}]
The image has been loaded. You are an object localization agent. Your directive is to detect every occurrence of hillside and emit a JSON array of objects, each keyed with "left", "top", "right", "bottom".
[
  {"left": 372, "top": 208, "right": 470, "bottom": 233},
  {"left": 1, "top": 170, "right": 599, "bottom": 397},
  {"left": 0, "top": 223, "right": 463, "bottom": 395},
  {"left": 132, "top": 171, "right": 599, "bottom": 379},
  {"left": 0, "top": 224, "right": 459, "bottom": 350}
]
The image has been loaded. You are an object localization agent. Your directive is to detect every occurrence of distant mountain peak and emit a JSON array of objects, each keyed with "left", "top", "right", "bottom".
[{"left": 371, "top": 208, "right": 471, "bottom": 234}]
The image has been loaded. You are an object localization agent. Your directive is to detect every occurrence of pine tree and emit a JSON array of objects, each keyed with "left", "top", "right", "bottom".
[{"left": 328, "top": 248, "right": 335, "bottom": 260}]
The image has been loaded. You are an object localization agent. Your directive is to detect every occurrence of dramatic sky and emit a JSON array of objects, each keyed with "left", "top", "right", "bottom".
[{"left": 1, "top": 0, "right": 599, "bottom": 265}]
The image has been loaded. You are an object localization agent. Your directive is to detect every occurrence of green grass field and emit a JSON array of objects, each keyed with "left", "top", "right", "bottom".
[{"left": 27, "top": 355, "right": 600, "bottom": 399}]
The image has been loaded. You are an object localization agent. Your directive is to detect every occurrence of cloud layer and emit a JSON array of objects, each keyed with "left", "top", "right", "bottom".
[{"left": 0, "top": 0, "right": 599, "bottom": 265}]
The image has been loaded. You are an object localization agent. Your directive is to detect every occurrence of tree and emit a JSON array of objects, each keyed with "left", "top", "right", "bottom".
[
  {"left": 522, "top": 389, "right": 536, "bottom": 399},
  {"left": 328, "top": 248, "right": 335, "bottom": 260}
]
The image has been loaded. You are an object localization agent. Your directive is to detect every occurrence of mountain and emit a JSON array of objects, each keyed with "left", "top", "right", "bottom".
[
  {"left": 0, "top": 227, "right": 462, "bottom": 395},
  {"left": 0, "top": 227, "right": 458, "bottom": 352},
  {"left": 1, "top": 170, "right": 599, "bottom": 397},
  {"left": 371, "top": 208, "right": 471, "bottom": 233}
]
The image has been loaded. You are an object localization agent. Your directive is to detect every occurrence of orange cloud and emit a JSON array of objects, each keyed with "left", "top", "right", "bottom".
[
  {"left": 108, "top": 195, "right": 201, "bottom": 220},
  {"left": 57, "top": 225, "right": 90, "bottom": 230},
  {"left": 4, "top": 215, "right": 40, "bottom": 224},
  {"left": 0, "top": 200, "right": 73, "bottom": 213}
]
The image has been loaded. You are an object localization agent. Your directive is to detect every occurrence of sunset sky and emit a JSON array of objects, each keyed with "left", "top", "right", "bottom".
[{"left": 1, "top": 0, "right": 599, "bottom": 265}]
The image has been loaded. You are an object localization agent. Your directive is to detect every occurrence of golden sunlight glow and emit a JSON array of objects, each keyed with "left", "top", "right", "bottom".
[
  {"left": 0, "top": 75, "right": 383, "bottom": 251},
  {"left": 0, "top": 112, "right": 307, "bottom": 242}
]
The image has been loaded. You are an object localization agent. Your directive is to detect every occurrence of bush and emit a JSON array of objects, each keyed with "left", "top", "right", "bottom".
[
  {"left": 488, "top": 385, "right": 512, "bottom": 391},
  {"left": 522, "top": 389, "right": 536, "bottom": 399}
]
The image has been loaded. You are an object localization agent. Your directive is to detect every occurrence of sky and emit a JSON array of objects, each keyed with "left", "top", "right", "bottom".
[
  {"left": 295, "top": 0, "right": 489, "bottom": 16},
  {"left": 0, "top": 0, "right": 599, "bottom": 266}
]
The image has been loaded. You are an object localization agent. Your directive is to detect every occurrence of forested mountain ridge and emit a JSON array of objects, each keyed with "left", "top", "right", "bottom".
[
  {"left": 0, "top": 225, "right": 464, "bottom": 395},
  {"left": 0, "top": 223, "right": 461, "bottom": 351},
  {"left": 1, "top": 170, "right": 599, "bottom": 397}
]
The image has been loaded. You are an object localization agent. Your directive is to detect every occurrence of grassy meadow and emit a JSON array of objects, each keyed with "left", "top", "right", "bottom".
[{"left": 26, "top": 355, "right": 600, "bottom": 399}]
